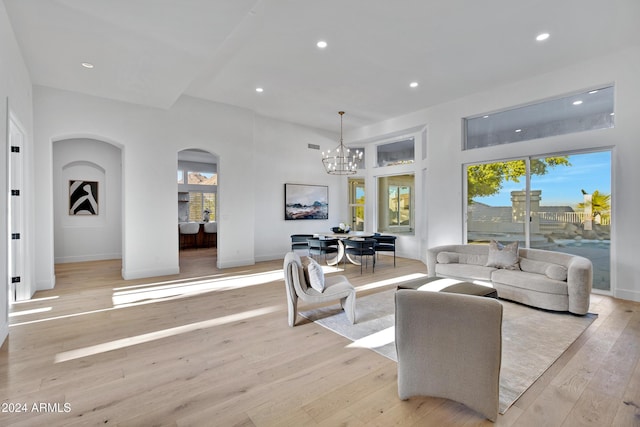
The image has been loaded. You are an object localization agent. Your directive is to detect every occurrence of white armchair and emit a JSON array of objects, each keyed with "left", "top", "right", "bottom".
[
  {"left": 283, "top": 252, "right": 356, "bottom": 327},
  {"left": 395, "top": 290, "right": 503, "bottom": 421}
]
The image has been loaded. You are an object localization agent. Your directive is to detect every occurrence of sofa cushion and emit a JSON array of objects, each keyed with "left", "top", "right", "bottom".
[
  {"left": 491, "top": 269, "right": 568, "bottom": 295},
  {"left": 435, "top": 263, "right": 496, "bottom": 281},
  {"left": 436, "top": 251, "right": 488, "bottom": 266},
  {"left": 519, "top": 258, "right": 568, "bottom": 281},
  {"left": 459, "top": 252, "right": 488, "bottom": 266},
  {"left": 485, "top": 240, "right": 520, "bottom": 270}
]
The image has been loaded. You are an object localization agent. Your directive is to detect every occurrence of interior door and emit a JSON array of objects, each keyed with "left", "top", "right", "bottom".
[{"left": 8, "top": 114, "right": 25, "bottom": 302}]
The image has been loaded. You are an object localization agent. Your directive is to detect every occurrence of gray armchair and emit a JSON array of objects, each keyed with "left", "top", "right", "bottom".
[
  {"left": 283, "top": 252, "right": 356, "bottom": 327},
  {"left": 395, "top": 290, "right": 503, "bottom": 421}
]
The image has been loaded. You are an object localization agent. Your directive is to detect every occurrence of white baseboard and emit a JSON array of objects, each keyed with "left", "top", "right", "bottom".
[
  {"left": 0, "top": 323, "right": 8, "bottom": 348},
  {"left": 122, "top": 266, "right": 179, "bottom": 280},
  {"left": 614, "top": 288, "right": 640, "bottom": 303},
  {"left": 55, "top": 253, "right": 122, "bottom": 264},
  {"left": 217, "top": 257, "right": 255, "bottom": 269},
  {"left": 36, "top": 274, "right": 56, "bottom": 291}
]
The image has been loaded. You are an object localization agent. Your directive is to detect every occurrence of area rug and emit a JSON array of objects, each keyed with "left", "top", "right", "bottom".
[{"left": 300, "top": 289, "right": 597, "bottom": 414}]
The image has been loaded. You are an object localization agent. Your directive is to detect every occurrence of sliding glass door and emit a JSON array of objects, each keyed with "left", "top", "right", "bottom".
[
  {"left": 466, "top": 151, "right": 611, "bottom": 291},
  {"left": 530, "top": 151, "right": 611, "bottom": 291}
]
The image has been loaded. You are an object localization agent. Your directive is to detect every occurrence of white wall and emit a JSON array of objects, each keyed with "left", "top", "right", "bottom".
[
  {"left": 349, "top": 46, "right": 640, "bottom": 302},
  {"left": 252, "top": 115, "right": 342, "bottom": 261},
  {"left": 0, "top": 1, "right": 34, "bottom": 345},
  {"left": 33, "top": 89, "right": 260, "bottom": 283},
  {"left": 32, "top": 88, "right": 346, "bottom": 287},
  {"left": 52, "top": 138, "right": 122, "bottom": 263}
]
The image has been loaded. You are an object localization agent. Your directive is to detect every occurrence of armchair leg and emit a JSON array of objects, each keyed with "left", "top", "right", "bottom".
[
  {"left": 342, "top": 292, "right": 356, "bottom": 324},
  {"left": 287, "top": 294, "right": 298, "bottom": 327}
]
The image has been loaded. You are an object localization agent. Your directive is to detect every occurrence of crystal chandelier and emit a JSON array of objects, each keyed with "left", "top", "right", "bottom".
[{"left": 322, "top": 111, "right": 362, "bottom": 175}]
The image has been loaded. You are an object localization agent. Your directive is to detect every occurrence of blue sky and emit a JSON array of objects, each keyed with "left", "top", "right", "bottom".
[{"left": 475, "top": 151, "right": 611, "bottom": 207}]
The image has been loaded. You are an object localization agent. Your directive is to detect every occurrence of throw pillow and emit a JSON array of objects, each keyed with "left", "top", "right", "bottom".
[
  {"left": 519, "top": 258, "right": 568, "bottom": 281},
  {"left": 545, "top": 264, "right": 568, "bottom": 281},
  {"left": 300, "top": 256, "right": 312, "bottom": 290},
  {"left": 485, "top": 240, "right": 520, "bottom": 270},
  {"left": 306, "top": 258, "right": 325, "bottom": 292},
  {"left": 436, "top": 251, "right": 460, "bottom": 264}
]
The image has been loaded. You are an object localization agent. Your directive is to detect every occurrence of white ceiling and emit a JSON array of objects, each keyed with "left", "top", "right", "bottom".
[{"left": 4, "top": 0, "right": 640, "bottom": 132}]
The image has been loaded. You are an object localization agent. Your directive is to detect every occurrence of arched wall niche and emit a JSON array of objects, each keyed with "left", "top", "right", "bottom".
[{"left": 52, "top": 137, "right": 123, "bottom": 264}]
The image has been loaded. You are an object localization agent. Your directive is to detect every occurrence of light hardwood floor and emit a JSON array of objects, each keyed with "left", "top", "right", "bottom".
[{"left": 1, "top": 248, "right": 639, "bottom": 426}]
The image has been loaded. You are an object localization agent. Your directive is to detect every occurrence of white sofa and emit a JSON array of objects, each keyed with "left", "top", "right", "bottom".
[{"left": 426, "top": 244, "right": 593, "bottom": 315}]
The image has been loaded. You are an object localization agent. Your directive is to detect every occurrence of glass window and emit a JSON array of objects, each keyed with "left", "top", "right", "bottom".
[
  {"left": 378, "top": 174, "right": 414, "bottom": 233},
  {"left": 376, "top": 138, "right": 414, "bottom": 167},
  {"left": 465, "top": 151, "right": 611, "bottom": 291},
  {"left": 348, "top": 178, "right": 365, "bottom": 231},
  {"left": 464, "top": 86, "right": 614, "bottom": 150},
  {"left": 177, "top": 170, "right": 184, "bottom": 184},
  {"left": 188, "top": 192, "right": 216, "bottom": 222},
  {"left": 187, "top": 171, "right": 217, "bottom": 185}
]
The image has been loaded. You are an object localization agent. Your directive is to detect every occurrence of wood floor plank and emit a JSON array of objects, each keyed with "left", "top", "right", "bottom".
[{"left": 1, "top": 249, "right": 638, "bottom": 426}]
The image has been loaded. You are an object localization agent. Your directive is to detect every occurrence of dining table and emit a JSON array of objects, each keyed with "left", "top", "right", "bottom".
[{"left": 313, "top": 231, "right": 374, "bottom": 266}]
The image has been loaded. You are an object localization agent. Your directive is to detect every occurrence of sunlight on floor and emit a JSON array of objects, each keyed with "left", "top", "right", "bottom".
[
  {"left": 54, "top": 305, "right": 281, "bottom": 363},
  {"left": 11, "top": 295, "right": 60, "bottom": 304},
  {"left": 355, "top": 273, "right": 427, "bottom": 292},
  {"left": 8, "top": 307, "right": 53, "bottom": 317},
  {"left": 112, "top": 269, "right": 285, "bottom": 306},
  {"left": 11, "top": 270, "right": 286, "bottom": 327},
  {"left": 346, "top": 326, "right": 395, "bottom": 350}
]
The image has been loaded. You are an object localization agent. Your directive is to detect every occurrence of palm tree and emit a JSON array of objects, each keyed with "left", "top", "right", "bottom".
[{"left": 578, "top": 190, "right": 611, "bottom": 224}]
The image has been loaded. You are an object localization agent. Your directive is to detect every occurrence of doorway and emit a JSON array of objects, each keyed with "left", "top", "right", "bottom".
[
  {"left": 466, "top": 150, "right": 612, "bottom": 292},
  {"left": 177, "top": 149, "right": 218, "bottom": 265}
]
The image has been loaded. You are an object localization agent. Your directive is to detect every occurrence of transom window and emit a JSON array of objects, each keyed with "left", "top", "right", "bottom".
[
  {"left": 376, "top": 138, "right": 414, "bottom": 167},
  {"left": 464, "top": 85, "right": 614, "bottom": 149}
]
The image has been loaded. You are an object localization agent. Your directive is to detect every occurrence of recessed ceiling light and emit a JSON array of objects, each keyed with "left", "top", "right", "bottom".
[
  {"left": 81, "top": 62, "right": 94, "bottom": 69},
  {"left": 409, "top": 82, "right": 419, "bottom": 88},
  {"left": 483, "top": 115, "right": 489, "bottom": 119},
  {"left": 588, "top": 90, "right": 599, "bottom": 94},
  {"left": 573, "top": 100, "right": 583, "bottom": 105},
  {"left": 515, "top": 129, "right": 522, "bottom": 133},
  {"left": 255, "top": 87, "right": 264, "bottom": 93},
  {"left": 316, "top": 40, "right": 327, "bottom": 49},
  {"left": 536, "top": 33, "right": 550, "bottom": 41}
]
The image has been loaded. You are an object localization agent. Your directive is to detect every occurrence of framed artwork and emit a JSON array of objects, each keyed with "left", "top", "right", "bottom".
[
  {"left": 69, "top": 180, "right": 99, "bottom": 215},
  {"left": 284, "top": 183, "right": 328, "bottom": 220}
]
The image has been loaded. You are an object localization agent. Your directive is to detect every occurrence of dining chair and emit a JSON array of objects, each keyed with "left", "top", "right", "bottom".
[
  {"left": 307, "top": 237, "right": 339, "bottom": 264},
  {"left": 373, "top": 233, "right": 397, "bottom": 267},
  {"left": 343, "top": 238, "right": 376, "bottom": 274},
  {"left": 290, "top": 234, "right": 314, "bottom": 253}
]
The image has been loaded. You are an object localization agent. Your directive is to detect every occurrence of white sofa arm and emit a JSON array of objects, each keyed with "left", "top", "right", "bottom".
[
  {"left": 566, "top": 255, "right": 593, "bottom": 315},
  {"left": 426, "top": 244, "right": 462, "bottom": 277}
]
